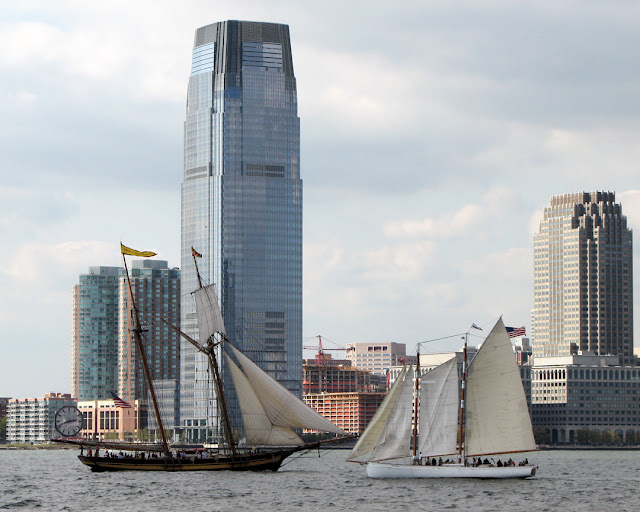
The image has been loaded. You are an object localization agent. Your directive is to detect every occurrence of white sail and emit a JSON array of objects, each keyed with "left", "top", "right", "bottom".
[
  {"left": 225, "top": 354, "right": 303, "bottom": 446},
  {"left": 348, "top": 366, "right": 409, "bottom": 461},
  {"left": 227, "top": 344, "right": 345, "bottom": 435},
  {"left": 418, "top": 357, "right": 459, "bottom": 457},
  {"left": 370, "top": 366, "right": 415, "bottom": 462},
  {"left": 464, "top": 318, "right": 537, "bottom": 456},
  {"left": 193, "top": 284, "right": 226, "bottom": 342}
]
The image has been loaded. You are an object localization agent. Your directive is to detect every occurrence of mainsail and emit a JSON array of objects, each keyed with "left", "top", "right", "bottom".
[
  {"left": 225, "top": 355, "right": 303, "bottom": 446},
  {"left": 464, "top": 318, "right": 537, "bottom": 456},
  {"left": 226, "top": 344, "right": 346, "bottom": 444},
  {"left": 193, "top": 284, "right": 226, "bottom": 342},
  {"left": 348, "top": 366, "right": 414, "bottom": 462},
  {"left": 418, "top": 357, "right": 459, "bottom": 457}
]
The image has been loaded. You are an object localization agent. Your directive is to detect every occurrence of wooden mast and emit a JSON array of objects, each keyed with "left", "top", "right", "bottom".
[
  {"left": 412, "top": 348, "right": 420, "bottom": 464},
  {"left": 457, "top": 332, "right": 468, "bottom": 464},
  {"left": 121, "top": 252, "right": 171, "bottom": 457},
  {"left": 192, "top": 248, "right": 237, "bottom": 456}
]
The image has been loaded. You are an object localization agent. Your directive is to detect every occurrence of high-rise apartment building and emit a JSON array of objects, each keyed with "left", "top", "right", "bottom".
[
  {"left": 72, "top": 267, "right": 120, "bottom": 401},
  {"left": 532, "top": 192, "right": 633, "bottom": 364},
  {"left": 72, "top": 261, "right": 180, "bottom": 406},
  {"left": 180, "top": 21, "right": 302, "bottom": 442},
  {"left": 118, "top": 260, "right": 181, "bottom": 404}
]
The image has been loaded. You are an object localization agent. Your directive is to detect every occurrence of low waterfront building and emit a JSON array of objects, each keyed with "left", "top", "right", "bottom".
[
  {"left": 77, "top": 398, "right": 141, "bottom": 442},
  {"left": 531, "top": 353, "right": 640, "bottom": 443},
  {"left": 0, "top": 397, "right": 10, "bottom": 443},
  {"left": 303, "top": 392, "right": 386, "bottom": 434},
  {"left": 7, "top": 393, "right": 77, "bottom": 443},
  {"left": 302, "top": 355, "right": 386, "bottom": 434},
  {"left": 345, "top": 342, "right": 416, "bottom": 375}
]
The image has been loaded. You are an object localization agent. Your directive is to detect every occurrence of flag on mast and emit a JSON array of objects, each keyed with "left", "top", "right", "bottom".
[
  {"left": 120, "top": 243, "right": 157, "bottom": 258},
  {"left": 191, "top": 247, "right": 203, "bottom": 258},
  {"left": 506, "top": 326, "right": 526, "bottom": 338}
]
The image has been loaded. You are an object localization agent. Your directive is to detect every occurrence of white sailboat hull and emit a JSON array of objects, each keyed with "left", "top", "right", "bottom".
[{"left": 366, "top": 462, "right": 537, "bottom": 479}]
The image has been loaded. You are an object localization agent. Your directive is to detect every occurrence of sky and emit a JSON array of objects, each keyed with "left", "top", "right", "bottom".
[{"left": 2, "top": 0, "right": 640, "bottom": 398}]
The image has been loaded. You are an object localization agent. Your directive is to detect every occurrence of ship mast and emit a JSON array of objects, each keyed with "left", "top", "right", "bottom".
[
  {"left": 191, "top": 249, "right": 237, "bottom": 456},
  {"left": 121, "top": 251, "right": 171, "bottom": 457},
  {"left": 457, "top": 332, "right": 468, "bottom": 464},
  {"left": 412, "top": 348, "right": 420, "bottom": 464}
]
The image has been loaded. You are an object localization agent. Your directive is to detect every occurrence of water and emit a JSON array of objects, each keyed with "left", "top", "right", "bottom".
[{"left": 1, "top": 449, "right": 638, "bottom": 511}]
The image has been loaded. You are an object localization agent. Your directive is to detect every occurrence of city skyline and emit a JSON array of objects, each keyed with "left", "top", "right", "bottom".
[{"left": 2, "top": 1, "right": 640, "bottom": 398}]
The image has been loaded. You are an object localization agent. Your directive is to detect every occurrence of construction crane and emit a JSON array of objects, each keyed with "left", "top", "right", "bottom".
[{"left": 303, "top": 335, "right": 346, "bottom": 365}]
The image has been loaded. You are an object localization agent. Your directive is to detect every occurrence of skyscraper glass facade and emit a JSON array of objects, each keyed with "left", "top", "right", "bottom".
[
  {"left": 532, "top": 192, "right": 633, "bottom": 364},
  {"left": 180, "top": 21, "right": 302, "bottom": 442},
  {"left": 72, "top": 267, "right": 120, "bottom": 401}
]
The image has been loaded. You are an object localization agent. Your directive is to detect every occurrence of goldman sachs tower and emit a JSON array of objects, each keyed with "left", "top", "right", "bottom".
[{"left": 180, "top": 21, "right": 302, "bottom": 443}]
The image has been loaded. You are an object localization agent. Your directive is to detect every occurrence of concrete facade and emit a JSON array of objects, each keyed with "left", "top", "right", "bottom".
[
  {"left": 7, "top": 393, "right": 77, "bottom": 443},
  {"left": 532, "top": 191, "right": 633, "bottom": 364}
]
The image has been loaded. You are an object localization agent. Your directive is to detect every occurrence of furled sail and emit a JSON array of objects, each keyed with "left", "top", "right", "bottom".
[
  {"left": 193, "top": 284, "right": 226, "bottom": 343},
  {"left": 225, "top": 354, "right": 303, "bottom": 446},
  {"left": 226, "top": 344, "right": 345, "bottom": 436},
  {"left": 418, "top": 357, "right": 459, "bottom": 457},
  {"left": 464, "top": 318, "right": 537, "bottom": 456},
  {"left": 348, "top": 366, "right": 411, "bottom": 462}
]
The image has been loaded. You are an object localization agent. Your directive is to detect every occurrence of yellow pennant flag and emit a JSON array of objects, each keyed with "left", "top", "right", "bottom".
[
  {"left": 191, "top": 246, "right": 203, "bottom": 258},
  {"left": 120, "top": 243, "right": 157, "bottom": 258}
]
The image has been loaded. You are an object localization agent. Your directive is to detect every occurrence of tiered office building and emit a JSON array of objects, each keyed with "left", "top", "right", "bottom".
[
  {"left": 180, "top": 20, "right": 302, "bottom": 442},
  {"left": 531, "top": 191, "right": 637, "bottom": 443},
  {"left": 532, "top": 191, "right": 633, "bottom": 363}
]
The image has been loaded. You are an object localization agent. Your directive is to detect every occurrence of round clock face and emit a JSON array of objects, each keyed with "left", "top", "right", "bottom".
[{"left": 54, "top": 406, "right": 83, "bottom": 437}]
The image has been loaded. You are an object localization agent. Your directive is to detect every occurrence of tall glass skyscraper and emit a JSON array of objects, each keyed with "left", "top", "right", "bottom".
[
  {"left": 180, "top": 21, "right": 302, "bottom": 442},
  {"left": 532, "top": 192, "right": 633, "bottom": 364}
]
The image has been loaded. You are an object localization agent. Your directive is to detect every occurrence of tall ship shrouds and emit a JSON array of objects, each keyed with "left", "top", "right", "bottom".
[{"left": 349, "top": 318, "right": 538, "bottom": 479}]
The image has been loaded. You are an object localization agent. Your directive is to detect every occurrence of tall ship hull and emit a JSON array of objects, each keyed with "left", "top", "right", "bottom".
[
  {"left": 366, "top": 462, "right": 536, "bottom": 479},
  {"left": 78, "top": 450, "right": 294, "bottom": 472}
]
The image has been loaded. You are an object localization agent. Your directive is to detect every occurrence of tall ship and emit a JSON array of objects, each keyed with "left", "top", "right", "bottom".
[
  {"left": 348, "top": 319, "right": 538, "bottom": 479},
  {"left": 54, "top": 245, "right": 349, "bottom": 471}
]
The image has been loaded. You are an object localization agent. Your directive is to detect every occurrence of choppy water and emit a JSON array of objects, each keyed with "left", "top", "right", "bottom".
[{"left": 1, "top": 449, "right": 638, "bottom": 511}]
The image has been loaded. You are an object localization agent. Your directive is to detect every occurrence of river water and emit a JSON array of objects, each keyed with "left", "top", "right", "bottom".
[{"left": 1, "top": 449, "right": 638, "bottom": 511}]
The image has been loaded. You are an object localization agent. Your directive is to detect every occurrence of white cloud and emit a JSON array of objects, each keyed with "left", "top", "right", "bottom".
[
  {"left": 383, "top": 187, "right": 518, "bottom": 240},
  {"left": 3, "top": 240, "right": 114, "bottom": 284}
]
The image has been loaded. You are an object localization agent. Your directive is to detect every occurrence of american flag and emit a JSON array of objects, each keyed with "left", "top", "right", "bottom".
[
  {"left": 110, "top": 391, "right": 132, "bottom": 409},
  {"left": 506, "top": 326, "right": 526, "bottom": 338}
]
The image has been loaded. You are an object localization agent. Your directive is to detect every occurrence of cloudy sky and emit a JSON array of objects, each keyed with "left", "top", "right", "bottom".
[{"left": 2, "top": 0, "right": 640, "bottom": 398}]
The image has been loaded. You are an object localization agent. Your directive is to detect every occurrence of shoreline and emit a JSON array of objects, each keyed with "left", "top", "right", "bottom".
[
  {"left": 3, "top": 444, "right": 640, "bottom": 451},
  {"left": 539, "top": 445, "right": 640, "bottom": 451}
]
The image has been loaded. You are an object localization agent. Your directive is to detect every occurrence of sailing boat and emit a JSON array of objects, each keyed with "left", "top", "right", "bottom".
[
  {"left": 55, "top": 244, "right": 349, "bottom": 471},
  {"left": 349, "top": 318, "right": 538, "bottom": 479}
]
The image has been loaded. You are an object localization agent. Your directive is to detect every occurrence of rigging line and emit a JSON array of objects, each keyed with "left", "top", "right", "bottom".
[
  {"left": 279, "top": 447, "right": 333, "bottom": 467},
  {"left": 414, "top": 330, "right": 485, "bottom": 354}
]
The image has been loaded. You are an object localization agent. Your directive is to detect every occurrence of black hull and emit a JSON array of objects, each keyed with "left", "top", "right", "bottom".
[{"left": 79, "top": 451, "right": 295, "bottom": 472}]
